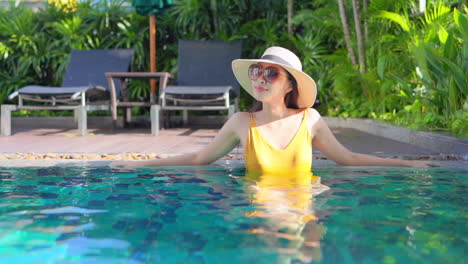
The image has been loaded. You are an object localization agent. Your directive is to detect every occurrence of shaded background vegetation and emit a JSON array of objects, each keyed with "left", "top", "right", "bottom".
[{"left": 0, "top": 0, "right": 466, "bottom": 136}]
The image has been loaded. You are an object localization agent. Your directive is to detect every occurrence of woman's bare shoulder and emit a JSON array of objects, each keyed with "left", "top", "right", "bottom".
[
  {"left": 226, "top": 112, "right": 251, "bottom": 128},
  {"left": 231, "top": 112, "right": 250, "bottom": 122},
  {"left": 234, "top": 111, "right": 251, "bottom": 118},
  {"left": 306, "top": 108, "right": 324, "bottom": 135},
  {"left": 307, "top": 108, "right": 322, "bottom": 122},
  {"left": 224, "top": 112, "right": 250, "bottom": 141}
]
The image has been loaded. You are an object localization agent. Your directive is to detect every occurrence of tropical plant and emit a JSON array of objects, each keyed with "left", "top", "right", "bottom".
[
  {"left": 0, "top": 0, "right": 151, "bottom": 105},
  {"left": 0, "top": 0, "right": 466, "bottom": 136},
  {"left": 379, "top": 3, "right": 467, "bottom": 135}
]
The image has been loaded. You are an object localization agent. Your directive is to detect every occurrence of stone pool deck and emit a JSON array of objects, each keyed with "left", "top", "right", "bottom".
[{"left": 1, "top": 117, "right": 467, "bottom": 168}]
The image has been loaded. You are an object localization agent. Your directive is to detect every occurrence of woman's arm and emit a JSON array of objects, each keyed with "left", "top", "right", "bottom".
[
  {"left": 312, "top": 117, "right": 439, "bottom": 168},
  {"left": 111, "top": 113, "right": 243, "bottom": 167}
]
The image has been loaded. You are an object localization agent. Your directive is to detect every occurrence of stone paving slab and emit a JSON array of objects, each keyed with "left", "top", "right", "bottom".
[
  {"left": 1, "top": 119, "right": 467, "bottom": 169},
  {"left": 0, "top": 127, "right": 216, "bottom": 154},
  {"left": 4, "top": 116, "right": 466, "bottom": 156},
  {"left": 1, "top": 123, "right": 464, "bottom": 158},
  {"left": 325, "top": 117, "right": 468, "bottom": 155},
  {"left": 0, "top": 125, "right": 436, "bottom": 155}
]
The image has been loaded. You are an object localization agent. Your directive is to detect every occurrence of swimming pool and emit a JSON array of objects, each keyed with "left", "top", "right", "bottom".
[{"left": 0, "top": 165, "right": 466, "bottom": 263}]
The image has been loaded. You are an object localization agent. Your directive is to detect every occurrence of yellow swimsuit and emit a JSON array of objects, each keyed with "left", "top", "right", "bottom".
[
  {"left": 243, "top": 110, "right": 326, "bottom": 230},
  {"left": 245, "top": 109, "right": 314, "bottom": 175},
  {"left": 243, "top": 109, "right": 329, "bottom": 245}
]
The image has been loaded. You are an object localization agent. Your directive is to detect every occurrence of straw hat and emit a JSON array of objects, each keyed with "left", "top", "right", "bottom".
[{"left": 231, "top": 46, "right": 317, "bottom": 108}]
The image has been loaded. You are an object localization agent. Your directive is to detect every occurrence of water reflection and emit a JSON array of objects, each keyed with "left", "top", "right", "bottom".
[{"left": 242, "top": 170, "right": 329, "bottom": 262}]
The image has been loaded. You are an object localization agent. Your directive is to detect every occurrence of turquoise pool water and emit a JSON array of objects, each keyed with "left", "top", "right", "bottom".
[{"left": 0, "top": 166, "right": 466, "bottom": 263}]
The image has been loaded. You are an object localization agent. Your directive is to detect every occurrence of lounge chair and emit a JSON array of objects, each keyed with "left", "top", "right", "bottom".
[
  {"left": 0, "top": 49, "right": 134, "bottom": 136},
  {"left": 158, "top": 39, "right": 242, "bottom": 128}
]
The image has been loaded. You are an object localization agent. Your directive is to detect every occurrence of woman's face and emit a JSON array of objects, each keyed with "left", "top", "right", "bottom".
[{"left": 249, "top": 62, "right": 292, "bottom": 104}]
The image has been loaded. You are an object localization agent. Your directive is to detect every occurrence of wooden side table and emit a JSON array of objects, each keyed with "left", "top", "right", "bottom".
[{"left": 105, "top": 72, "right": 173, "bottom": 132}]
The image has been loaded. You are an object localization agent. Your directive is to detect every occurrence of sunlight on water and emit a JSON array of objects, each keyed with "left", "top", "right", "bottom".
[{"left": 0, "top": 166, "right": 466, "bottom": 263}]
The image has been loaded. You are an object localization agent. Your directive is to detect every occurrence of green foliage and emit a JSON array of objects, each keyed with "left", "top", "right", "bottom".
[
  {"left": 0, "top": 0, "right": 154, "bottom": 107},
  {"left": 378, "top": 3, "right": 467, "bottom": 136},
  {"left": 0, "top": 0, "right": 466, "bottom": 137},
  {"left": 321, "top": 0, "right": 467, "bottom": 136}
]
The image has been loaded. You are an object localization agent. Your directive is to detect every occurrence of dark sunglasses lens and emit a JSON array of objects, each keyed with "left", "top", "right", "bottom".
[
  {"left": 248, "top": 65, "right": 262, "bottom": 80},
  {"left": 264, "top": 67, "right": 279, "bottom": 82}
]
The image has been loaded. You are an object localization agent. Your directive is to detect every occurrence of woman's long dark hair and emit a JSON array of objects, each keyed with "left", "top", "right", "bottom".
[{"left": 249, "top": 69, "right": 299, "bottom": 112}]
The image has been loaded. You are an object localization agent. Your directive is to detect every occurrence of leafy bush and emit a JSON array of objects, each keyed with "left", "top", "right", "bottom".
[{"left": 0, "top": 0, "right": 466, "bottom": 136}]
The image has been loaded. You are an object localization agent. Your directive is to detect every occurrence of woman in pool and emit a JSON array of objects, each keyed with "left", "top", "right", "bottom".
[{"left": 113, "top": 46, "right": 438, "bottom": 169}]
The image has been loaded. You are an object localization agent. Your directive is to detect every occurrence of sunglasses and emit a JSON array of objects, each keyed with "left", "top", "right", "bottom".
[{"left": 248, "top": 64, "right": 281, "bottom": 83}]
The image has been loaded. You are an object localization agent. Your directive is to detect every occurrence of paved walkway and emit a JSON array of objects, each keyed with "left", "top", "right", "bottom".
[
  {"left": 1, "top": 125, "right": 467, "bottom": 168},
  {"left": 1, "top": 127, "right": 216, "bottom": 154},
  {"left": 0, "top": 125, "right": 437, "bottom": 156}
]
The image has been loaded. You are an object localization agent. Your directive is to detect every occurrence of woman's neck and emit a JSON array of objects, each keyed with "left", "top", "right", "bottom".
[{"left": 258, "top": 102, "right": 292, "bottom": 121}]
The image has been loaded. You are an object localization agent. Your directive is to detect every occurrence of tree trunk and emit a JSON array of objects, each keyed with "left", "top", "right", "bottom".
[
  {"left": 150, "top": 14, "right": 157, "bottom": 103},
  {"left": 288, "top": 0, "right": 293, "bottom": 34},
  {"left": 363, "top": 0, "right": 368, "bottom": 45},
  {"left": 351, "top": 0, "right": 366, "bottom": 73},
  {"left": 419, "top": 0, "right": 426, "bottom": 13},
  {"left": 210, "top": 0, "right": 219, "bottom": 37},
  {"left": 337, "top": 0, "right": 357, "bottom": 67}
]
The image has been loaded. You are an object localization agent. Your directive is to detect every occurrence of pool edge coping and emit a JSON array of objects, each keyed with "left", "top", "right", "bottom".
[
  {"left": 324, "top": 117, "right": 468, "bottom": 156},
  {"left": 1, "top": 158, "right": 467, "bottom": 169}
]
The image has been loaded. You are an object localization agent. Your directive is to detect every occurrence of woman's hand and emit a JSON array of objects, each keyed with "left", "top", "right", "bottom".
[{"left": 406, "top": 160, "right": 441, "bottom": 168}]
